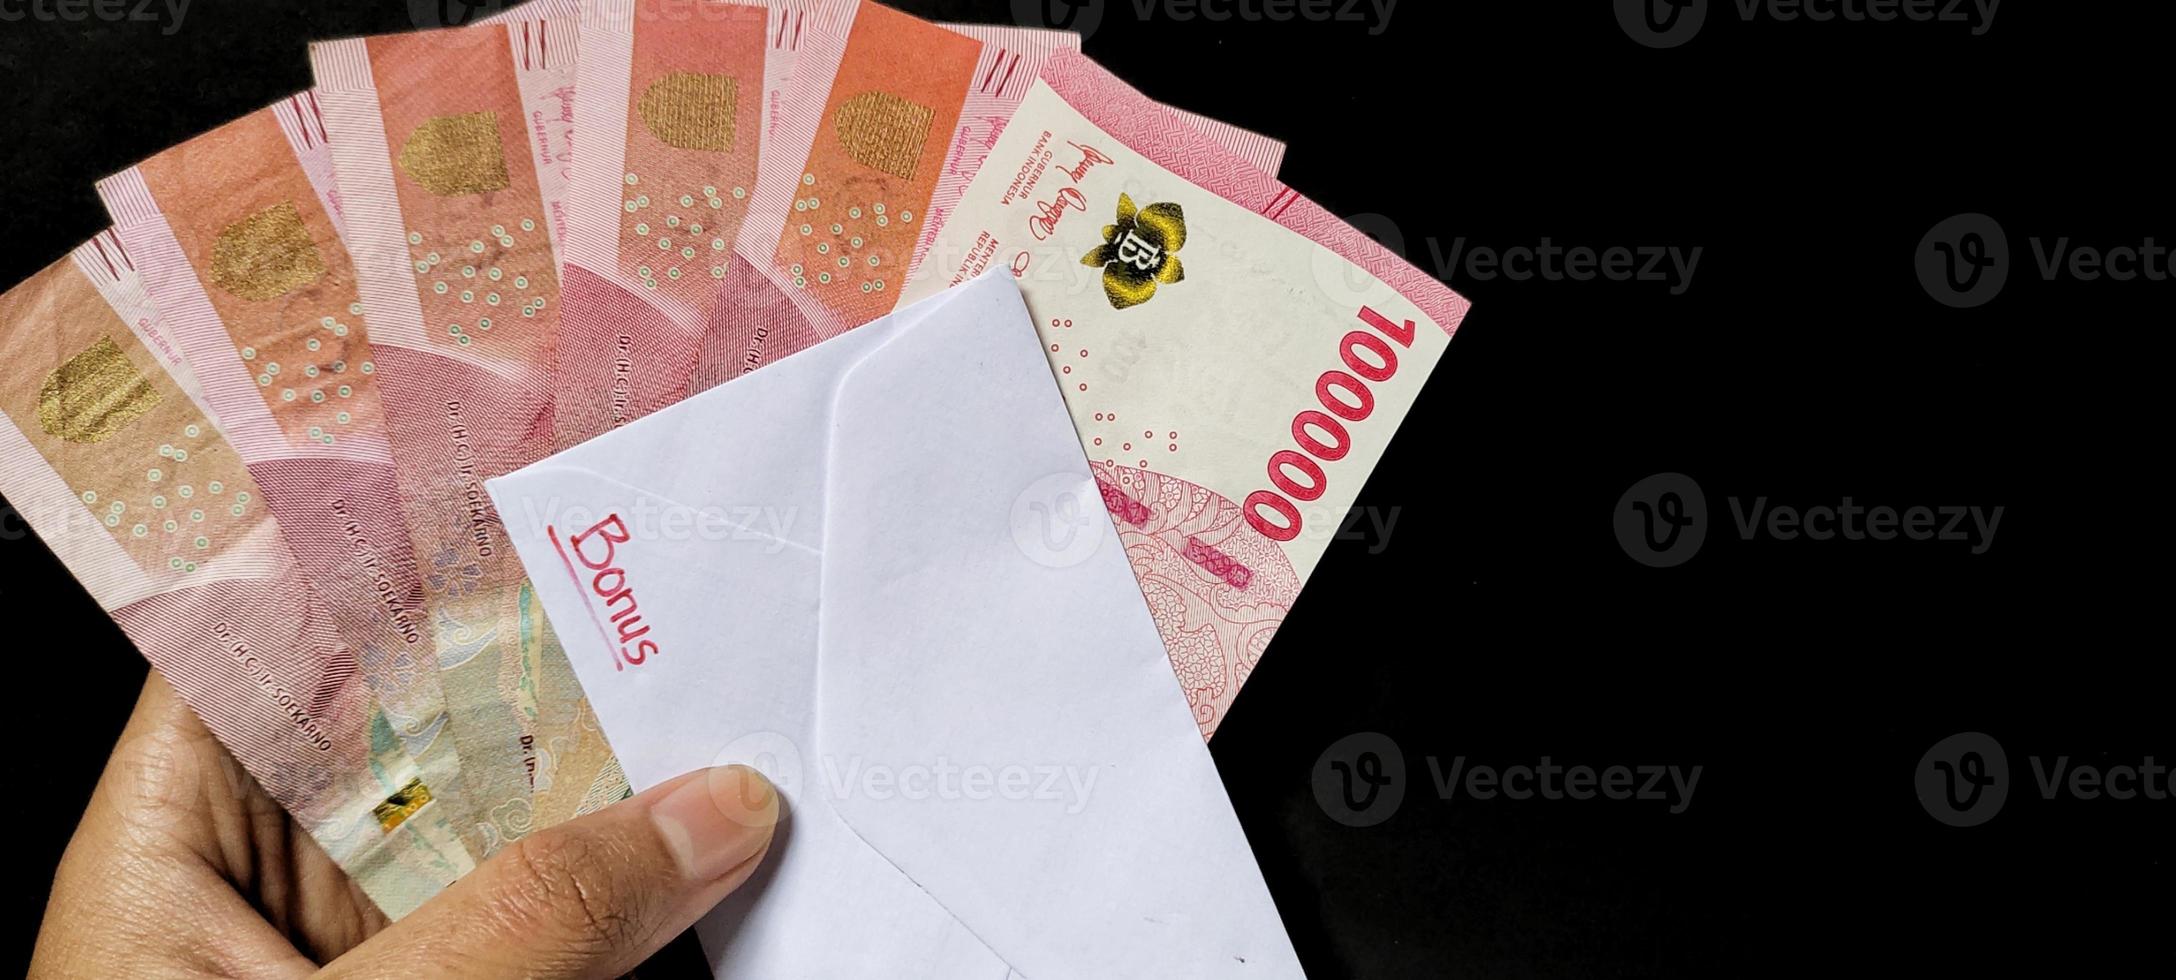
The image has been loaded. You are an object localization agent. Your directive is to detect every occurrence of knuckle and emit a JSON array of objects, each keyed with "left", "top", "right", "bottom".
[
  {"left": 105, "top": 728, "right": 209, "bottom": 839},
  {"left": 493, "top": 830, "right": 652, "bottom": 955}
]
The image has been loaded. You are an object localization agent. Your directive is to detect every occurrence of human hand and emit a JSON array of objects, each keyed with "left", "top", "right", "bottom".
[{"left": 33, "top": 673, "right": 777, "bottom": 979}]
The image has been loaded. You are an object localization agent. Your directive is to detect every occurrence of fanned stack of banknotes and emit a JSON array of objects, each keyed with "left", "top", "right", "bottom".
[{"left": 2, "top": 0, "right": 1466, "bottom": 973}]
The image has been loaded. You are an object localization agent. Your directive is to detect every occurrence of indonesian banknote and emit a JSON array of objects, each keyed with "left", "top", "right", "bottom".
[
  {"left": 898, "top": 51, "right": 1470, "bottom": 737},
  {"left": 552, "top": 0, "right": 791, "bottom": 448},
  {"left": 696, "top": 1, "right": 1284, "bottom": 387},
  {"left": 555, "top": 0, "right": 1087, "bottom": 445},
  {"left": 691, "top": 0, "right": 1070, "bottom": 383},
  {"left": 105, "top": 239, "right": 209, "bottom": 407},
  {"left": 554, "top": 1, "right": 1281, "bottom": 448},
  {"left": 98, "top": 95, "right": 497, "bottom": 859},
  {"left": 311, "top": 9, "right": 628, "bottom": 831},
  {"left": 0, "top": 238, "right": 470, "bottom": 916}
]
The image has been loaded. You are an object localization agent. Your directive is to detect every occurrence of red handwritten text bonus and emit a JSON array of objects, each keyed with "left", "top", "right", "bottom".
[
  {"left": 563, "top": 514, "right": 658, "bottom": 669},
  {"left": 1244, "top": 306, "right": 1417, "bottom": 542}
]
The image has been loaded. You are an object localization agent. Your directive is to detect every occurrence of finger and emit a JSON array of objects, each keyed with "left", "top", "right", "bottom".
[
  {"left": 319, "top": 765, "right": 778, "bottom": 980},
  {"left": 33, "top": 676, "right": 320, "bottom": 979}
]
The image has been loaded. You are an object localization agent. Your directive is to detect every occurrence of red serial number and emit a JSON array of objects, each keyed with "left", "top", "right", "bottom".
[{"left": 1244, "top": 306, "right": 1415, "bottom": 543}]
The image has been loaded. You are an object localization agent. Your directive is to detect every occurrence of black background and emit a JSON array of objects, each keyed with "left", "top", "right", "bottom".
[{"left": 3, "top": 0, "right": 2167, "bottom": 976}]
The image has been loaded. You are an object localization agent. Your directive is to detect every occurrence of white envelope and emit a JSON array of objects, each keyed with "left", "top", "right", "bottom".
[{"left": 486, "top": 274, "right": 1303, "bottom": 978}]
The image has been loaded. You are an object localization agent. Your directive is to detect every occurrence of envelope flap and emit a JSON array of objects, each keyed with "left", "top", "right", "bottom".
[
  {"left": 816, "top": 275, "right": 1303, "bottom": 978},
  {"left": 493, "top": 281, "right": 1027, "bottom": 977},
  {"left": 485, "top": 299, "right": 906, "bottom": 794}
]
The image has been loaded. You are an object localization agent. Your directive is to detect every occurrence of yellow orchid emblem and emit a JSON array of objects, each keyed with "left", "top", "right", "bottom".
[{"left": 1081, "top": 193, "right": 1186, "bottom": 309}]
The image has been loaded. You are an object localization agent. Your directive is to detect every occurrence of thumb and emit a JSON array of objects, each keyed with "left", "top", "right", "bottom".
[{"left": 321, "top": 765, "right": 778, "bottom": 980}]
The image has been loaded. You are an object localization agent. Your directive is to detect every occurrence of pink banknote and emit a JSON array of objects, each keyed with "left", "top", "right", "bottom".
[
  {"left": 694, "top": 0, "right": 1286, "bottom": 386},
  {"left": 0, "top": 238, "right": 470, "bottom": 916},
  {"left": 98, "top": 96, "right": 504, "bottom": 858},
  {"left": 898, "top": 50, "right": 1470, "bottom": 737},
  {"left": 98, "top": 243, "right": 208, "bottom": 406},
  {"left": 552, "top": 0, "right": 795, "bottom": 448},
  {"left": 311, "top": 10, "right": 629, "bottom": 829},
  {"left": 553, "top": 0, "right": 1089, "bottom": 445},
  {"left": 550, "top": 1, "right": 1278, "bottom": 444}
]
